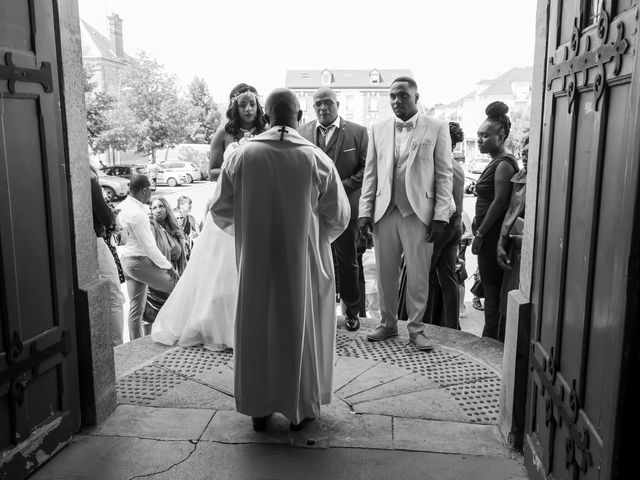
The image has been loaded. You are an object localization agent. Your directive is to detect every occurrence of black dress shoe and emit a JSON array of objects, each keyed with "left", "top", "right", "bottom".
[
  {"left": 252, "top": 414, "right": 272, "bottom": 432},
  {"left": 290, "top": 417, "right": 315, "bottom": 431},
  {"left": 345, "top": 315, "right": 360, "bottom": 331}
]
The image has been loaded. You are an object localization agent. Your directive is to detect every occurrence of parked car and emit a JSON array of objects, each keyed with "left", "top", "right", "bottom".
[
  {"left": 159, "top": 161, "right": 202, "bottom": 183},
  {"left": 101, "top": 164, "right": 148, "bottom": 180},
  {"left": 152, "top": 167, "right": 185, "bottom": 187},
  {"left": 468, "top": 156, "right": 491, "bottom": 174},
  {"left": 97, "top": 170, "right": 129, "bottom": 201},
  {"left": 156, "top": 144, "right": 210, "bottom": 180}
]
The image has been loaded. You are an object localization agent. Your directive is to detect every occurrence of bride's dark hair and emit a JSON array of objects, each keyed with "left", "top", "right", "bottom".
[{"left": 224, "top": 83, "right": 267, "bottom": 137}]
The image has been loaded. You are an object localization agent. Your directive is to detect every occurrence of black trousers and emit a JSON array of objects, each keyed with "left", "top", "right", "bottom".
[
  {"left": 426, "top": 225, "right": 461, "bottom": 329},
  {"left": 333, "top": 219, "right": 361, "bottom": 317},
  {"left": 476, "top": 219, "right": 505, "bottom": 340}
]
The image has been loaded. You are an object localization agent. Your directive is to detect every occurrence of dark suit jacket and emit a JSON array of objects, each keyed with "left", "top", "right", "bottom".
[{"left": 299, "top": 117, "right": 368, "bottom": 219}]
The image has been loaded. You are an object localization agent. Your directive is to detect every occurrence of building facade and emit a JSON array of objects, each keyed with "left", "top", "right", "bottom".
[
  {"left": 285, "top": 68, "right": 413, "bottom": 127},
  {"left": 80, "top": 13, "right": 129, "bottom": 96},
  {"left": 430, "top": 67, "right": 533, "bottom": 162}
]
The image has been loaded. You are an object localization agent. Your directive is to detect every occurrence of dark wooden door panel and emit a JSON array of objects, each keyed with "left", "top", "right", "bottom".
[
  {"left": 0, "top": 2, "right": 80, "bottom": 479},
  {"left": 526, "top": 2, "right": 639, "bottom": 479}
]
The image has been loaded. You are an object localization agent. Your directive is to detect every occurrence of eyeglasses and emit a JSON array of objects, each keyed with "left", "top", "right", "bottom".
[{"left": 313, "top": 100, "right": 336, "bottom": 110}]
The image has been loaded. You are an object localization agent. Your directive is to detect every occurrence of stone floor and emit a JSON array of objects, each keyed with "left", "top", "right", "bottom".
[{"left": 29, "top": 318, "right": 528, "bottom": 480}]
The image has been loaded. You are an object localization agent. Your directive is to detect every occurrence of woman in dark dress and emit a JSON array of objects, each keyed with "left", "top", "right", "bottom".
[
  {"left": 208, "top": 83, "right": 268, "bottom": 180},
  {"left": 471, "top": 101, "right": 519, "bottom": 340}
]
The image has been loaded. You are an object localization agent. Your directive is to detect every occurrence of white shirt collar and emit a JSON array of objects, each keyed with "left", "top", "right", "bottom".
[{"left": 317, "top": 115, "right": 341, "bottom": 131}]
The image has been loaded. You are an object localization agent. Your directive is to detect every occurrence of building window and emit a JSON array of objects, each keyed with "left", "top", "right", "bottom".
[
  {"left": 370, "top": 69, "right": 381, "bottom": 84},
  {"left": 369, "top": 96, "right": 378, "bottom": 112},
  {"left": 346, "top": 95, "right": 355, "bottom": 111},
  {"left": 321, "top": 70, "right": 332, "bottom": 85}
]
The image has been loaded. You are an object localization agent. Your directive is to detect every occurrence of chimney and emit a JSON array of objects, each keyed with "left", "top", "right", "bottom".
[{"left": 107, "top": 13, "right": 124, "bottom": 58}]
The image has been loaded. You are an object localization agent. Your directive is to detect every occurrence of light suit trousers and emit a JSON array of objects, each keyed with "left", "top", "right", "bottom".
[{"left": 373, "top": 207, "right": 432, "bottom": 334}]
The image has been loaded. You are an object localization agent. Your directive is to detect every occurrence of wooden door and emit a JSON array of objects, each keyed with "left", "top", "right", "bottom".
[
  {"left": 0, "top": 1, "right": 81, "bottom": 478},
  {"left": 526, "top": 1, "right": 640, "bottom": 479}
]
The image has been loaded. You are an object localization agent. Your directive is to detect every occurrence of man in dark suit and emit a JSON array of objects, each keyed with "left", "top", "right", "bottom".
[{"left": 300, "top": 87, "right": 368, "bottom": 331}]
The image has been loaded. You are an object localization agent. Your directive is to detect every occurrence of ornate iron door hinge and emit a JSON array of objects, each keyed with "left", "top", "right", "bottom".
[
  {"left": 547, "top": 8, "right": 632, "bottom": 112},
  {"left": 0, "top": 52, "right": 53, "bottom": 94},
  {"left": 0, "top": 330, "right": 71, "bottom": 405},
  {"left": 531, "top": 341, "right": 603, "bottom": 474}
]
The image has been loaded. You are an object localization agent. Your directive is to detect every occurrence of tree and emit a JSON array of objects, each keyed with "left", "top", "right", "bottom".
[
  {"left": 119, "top": 51, "right": 193, "bottom": 161},
  {"left": 506, "top": 106, "right": 531, "bottom": 157},
  {"left": 84, "top": 67, "right": 115, "bottom": 155},
  {"left": 186, "top": 76, "right": 222, "bottom": 144}
]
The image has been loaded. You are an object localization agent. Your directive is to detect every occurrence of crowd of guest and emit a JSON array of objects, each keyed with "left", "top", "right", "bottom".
[{"left": 91, "top": 78, "right": 528, "bottom": 349}]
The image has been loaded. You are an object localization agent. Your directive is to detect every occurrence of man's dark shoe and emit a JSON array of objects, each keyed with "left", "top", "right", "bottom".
[
  {"left": 252, "top": 414, "right": 272, "bottom": 432},
  {"left": 367, "top": 326, "right": 398, "bottom": 342},
  {"left": 345, "top": 315, "right": 360, "bottom": 331},
  {"left": 290, "top": 417, "right": 315, "bottom": 431},
  {"left": 472, "top": 298, "right": 484, "bottom": 311}
]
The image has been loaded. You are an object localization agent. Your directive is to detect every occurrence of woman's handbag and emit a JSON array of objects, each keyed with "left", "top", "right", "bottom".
[{"left": 470, "top": 270, "right": 484, "bottom": 298}]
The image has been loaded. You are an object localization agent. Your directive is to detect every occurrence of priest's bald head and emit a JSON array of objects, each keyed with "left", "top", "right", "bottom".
[{"left": 265, "top": 88, "right": 303, "bottom": 129}]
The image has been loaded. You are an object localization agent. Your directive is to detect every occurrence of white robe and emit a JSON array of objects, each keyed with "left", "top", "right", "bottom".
[{"left": 210, "top": 126, "right": 350, "bottom": 424}]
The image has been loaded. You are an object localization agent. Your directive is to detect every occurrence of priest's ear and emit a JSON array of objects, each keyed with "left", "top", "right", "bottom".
[{"left": 297, "top": 110, "right": 303, "bottom": 123}]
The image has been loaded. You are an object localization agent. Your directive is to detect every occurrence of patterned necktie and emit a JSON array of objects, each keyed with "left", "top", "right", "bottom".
[
  {"left": 319, "top": 124, "right": 335, "bottom": 141},
  {"left": 396, "top": 120, "right": 414, "bottom": 132}
]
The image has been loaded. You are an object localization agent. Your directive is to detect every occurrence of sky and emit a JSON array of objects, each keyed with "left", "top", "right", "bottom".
[{"left": 78, "top": 0, "right": 538, "bottom": 106}]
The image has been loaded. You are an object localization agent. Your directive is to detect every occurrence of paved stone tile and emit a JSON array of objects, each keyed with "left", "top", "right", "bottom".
[
  {"left": 336, "top": 360, "right": 424, "bottom": 399},
  {"left": 114, "top": 336, "right": 174, "bottom": 379},
  {"left": 332, "top": 355, "right": 379, "bottom": 392},
  {"left": 194, "top": 363, "right": 235, "bottom": 395},
  {"left": 138, "top": 443, "right": 529, "bottom": 480},
  {"left": 352, "top": 386, "right": 469, "bottom": 422},
  {"left": 29, "top": 434, "right": 195, "bottom": 480},
  {"left": 201, "top": 403, "right": 393, "bottom": 450},
  {"left": 342, "top": 371, "right": 439, "bottom": 404},
  {"left": 393, "top": 417, "right": 511, "bottom": 457},
  {"left": 88, "top": 404, "right": 215, "bottom": 440},
  {"left": 153, "top": 378, "right": 236, "bottom": 411}
]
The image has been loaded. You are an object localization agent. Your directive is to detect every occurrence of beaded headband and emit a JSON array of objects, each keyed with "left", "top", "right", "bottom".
[{"left": 231, "top": 90, "right": 259, "bottom": 103}]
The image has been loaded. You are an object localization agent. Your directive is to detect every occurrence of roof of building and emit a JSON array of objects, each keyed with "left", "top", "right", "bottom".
[
  {"left": 80, "top": 19, "right": 130, "bottom": 62},
  {"left": 285, "top": 69, "right": 413, "bottom": 89},
  {"left": 478, "top": 67, "right": 533, "bottom": 96}
]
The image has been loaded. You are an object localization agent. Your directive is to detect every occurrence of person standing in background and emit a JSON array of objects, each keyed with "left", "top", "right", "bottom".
[{"left": 299, "top": 87, "right": 368, "bottom": 332}]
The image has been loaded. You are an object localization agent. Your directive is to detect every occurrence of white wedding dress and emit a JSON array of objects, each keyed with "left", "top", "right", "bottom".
[{"left": 151, "top": 213, "right": 237, "bottom": 351}]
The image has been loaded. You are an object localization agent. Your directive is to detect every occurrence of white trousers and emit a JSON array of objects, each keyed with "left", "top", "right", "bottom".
[
  {"left": 373, "top": 208, "right": 432, "bottom": 334},
  {"left": 97, "top": 238, "right": 125, "bottom": 345}
]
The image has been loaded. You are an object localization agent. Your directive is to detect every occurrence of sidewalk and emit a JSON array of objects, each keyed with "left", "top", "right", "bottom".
[{"left": 30, "top": 318, "right": 528, "bottom": 480}]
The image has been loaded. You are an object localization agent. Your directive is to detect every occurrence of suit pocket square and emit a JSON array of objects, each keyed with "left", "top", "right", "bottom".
[{"left": 343, "top": 147, "right": 356, "bottom": 153}]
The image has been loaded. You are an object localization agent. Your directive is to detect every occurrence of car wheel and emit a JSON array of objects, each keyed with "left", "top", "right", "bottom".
[
  {"left": 102, "top": 186, "right": 115, "bottom": 202},
  {"left": 167, "top": 178, "right": 178, "bottom": 187},
  {"left": 185, "top": 174, "right": 193, "bottom": 183}
]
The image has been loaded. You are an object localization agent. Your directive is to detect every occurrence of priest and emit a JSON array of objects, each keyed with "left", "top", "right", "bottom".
[{"left": 210, "top": 88, "right": 350, "bottom": 431}]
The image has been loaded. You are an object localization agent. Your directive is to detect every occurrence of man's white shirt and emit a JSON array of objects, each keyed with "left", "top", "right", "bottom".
[{"left": 118, "top": 196, "right": 172, "bottom": 269}]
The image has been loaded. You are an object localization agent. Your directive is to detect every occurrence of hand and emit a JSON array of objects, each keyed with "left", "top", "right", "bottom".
[
  {"left": 427, "top": 220, "right": 446, "bottom": 243},
  {"left": 497, "top": 244, "right": 511, "bottom": 270},
  {"left": 358, "top": 217, "right": 373, "bottom": 243},
  {"left": 471, "top": 234, "right": 484, "bottom": 255},
  {"left": 166, "top": 267, "right": 180, "bottom": 283},
  {"left": 189, "top": 231, "right": 198, "bottom": 240}
]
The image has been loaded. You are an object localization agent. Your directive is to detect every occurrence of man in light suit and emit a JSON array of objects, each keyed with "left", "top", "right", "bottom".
[
  {"left": 300, "top": 87, "right": 368, "bottom": 331},
  {"left": 359, "top": 77, "right": 453, "bottom": 350}
]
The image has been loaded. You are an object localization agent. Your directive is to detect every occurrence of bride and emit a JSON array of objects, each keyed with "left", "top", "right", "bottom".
[{"left": 151, "top": 83, "right": 268, "bottom": 351}]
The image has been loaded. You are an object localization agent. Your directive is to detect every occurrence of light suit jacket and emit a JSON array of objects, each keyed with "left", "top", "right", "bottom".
[{"left": 358, "top": 113, "right": 453, "bottom": 225}]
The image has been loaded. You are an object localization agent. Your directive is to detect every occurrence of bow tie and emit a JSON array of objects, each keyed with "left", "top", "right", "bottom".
[{"left": 396, "top": 121, "right": 414, "bottom": 132}]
